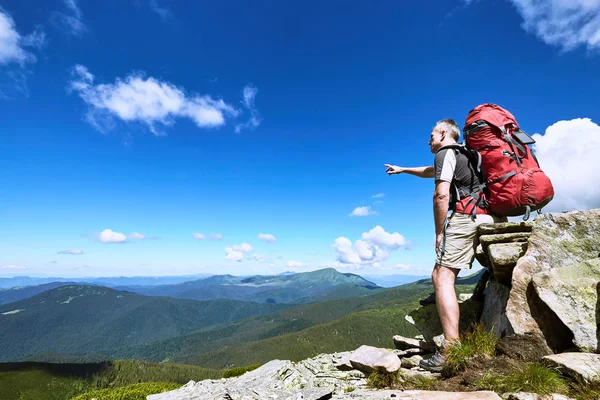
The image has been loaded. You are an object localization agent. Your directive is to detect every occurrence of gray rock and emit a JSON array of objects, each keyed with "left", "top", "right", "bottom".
[
  {"left": 148, "top": 356, "right": 363, "bottom": 400},
  {"left": 392, "top": 335, "right": 434, "bottom": 351},
  {"left": 488, "top": 242, "right": 528, "bottom": 286},
  {"left": 505, "top": 209, "right": 600, "bottom": 352},
  {"left": 479, "top": 232, "right": 531, "bottom": 247},
  {"left": 392, "top": 348, "right": 427, "bottom": 357},
  {"left": 330, "top": 389, "right": 501, "bottom": 399},
  {"left": 532, "top": 259, "right": 600, "bottom": 352},
  {"left": 349, "top": 345, "right": 400, "bottom": 374},
  {"left": 400, "top": 355, "right": 423, "bottom": 369},
  {"left": 543, "top": 352, "right": 600, "bottom": 383},
  {"left": 478, "top": 222, "right": 532, "bottom": 235},
  {"left": 406, "top": 298, "right": 482, "bottom": 346},
  {"left": 480, "top": 279, "right": 512, "bottom": 338}
]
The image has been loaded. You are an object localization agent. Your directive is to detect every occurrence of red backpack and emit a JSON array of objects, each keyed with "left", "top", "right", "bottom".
[{"left": 462, "top": 103, "right": 554, "bottom": 220}]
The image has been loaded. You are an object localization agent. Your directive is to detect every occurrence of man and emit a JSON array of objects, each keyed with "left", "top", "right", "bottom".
[{"left": 384, "top": 119, "right": 505, "bottom": 372}]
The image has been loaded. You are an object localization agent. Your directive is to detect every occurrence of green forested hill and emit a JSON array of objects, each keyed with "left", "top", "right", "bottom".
[
  {"left": 0, "top": 360, "right": 220, "bottom": 400},
  {"left": 0, "top": 282, "right": 77, "bottom": 305},
  {"left": 0, "top": 285, "right": 290, "bottom": 362},
  {"left": 118, "top": 268, "right": 383, "bottom": 303},
  {"left": 109, "top": 275, "right": 478, "bottom": 368}
]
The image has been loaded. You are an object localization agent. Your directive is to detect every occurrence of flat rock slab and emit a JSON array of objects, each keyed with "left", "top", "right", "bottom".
[
  {"left": 331, "top": 389, "right": 501, "bottom": 399},
  {"left": 479, "top": 232, "right": 531, "bottom": 247},
  {"left": 350, "top": 345, "right": 401, "bottom": 374},
  {"left": 478, "top": 222, "right": 532, "bottom": 235},
  {"left": 543, "top": 352, "right": 600, "bottom": 383},
  {"left": 393, "top": 335, "right": 434, "bottom": 351}
]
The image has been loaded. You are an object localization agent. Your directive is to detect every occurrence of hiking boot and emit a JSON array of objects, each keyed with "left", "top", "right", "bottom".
[
  {"left": 419, "top": 350, "right": 446, "bottom": 372},
  {"left": 419, "top": 292, "right": 436, "bottom": 306}
]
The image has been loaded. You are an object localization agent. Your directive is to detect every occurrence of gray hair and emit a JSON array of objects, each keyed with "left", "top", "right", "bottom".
[{"left": 435, "top": 119, "right": 460, "bottom": 142}]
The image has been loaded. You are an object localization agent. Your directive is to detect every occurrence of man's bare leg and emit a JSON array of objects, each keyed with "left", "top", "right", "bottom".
[{"left": 432, "top": 264, "right": 460, "bottom": 343}]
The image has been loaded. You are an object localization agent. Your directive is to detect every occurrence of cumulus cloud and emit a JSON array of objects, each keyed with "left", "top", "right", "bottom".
[
  {"left": 333, "top": 226, "right": 409, "bottom": 268},
  {"left": 507, "top": 0, "right": 600, "bottom": 52},
  {"left": 371, "top": 193, "right": 385, "bottom": 199},
  {"left": 235, "top": 85, "right": 262, "bottom": 133},
  {"left": 350, "top": 206, "right": 377, "bottom": 217},
  {"left": 54, "top": 0, "right": 87, "bottom": 36},
  {"left": 225, "top": 242, "right": 254, "bottom": 262},
  {"left": 68, "top": 65, "right": 241, "bottom": 135},
  {"left": 97, "top": 229, "right": 128, "bottom": 244},
  {"left": 258, "top": 233, "right": 277, "bottom": 243},
  {"left": 532, "top": 118, "right": 600, "bottom": 212},
  {"left": 0, "top": 265, "right": 25, "bottom": 269},
  {"left": 287, "top": 260, "right": 304, "bottom": 268},
  {"left": 193, "top": 232, "right": 223, "bottom": 241},
  {"left": 58, "top": 249, "right": 84, "bottom": 255},
  {"left": 0, "top": 10, "right": 45, "bottom": 66},
  {"left": 127, "top": 232, "right": 159, "bottom": 240}
]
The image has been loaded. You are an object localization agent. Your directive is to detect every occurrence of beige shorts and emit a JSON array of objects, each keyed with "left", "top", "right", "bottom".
[{"left": 436, "top": 213, "right": 507, "bottom": 270}]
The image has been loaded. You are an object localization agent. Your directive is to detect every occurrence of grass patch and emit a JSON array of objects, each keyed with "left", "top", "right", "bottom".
[
  {"left": 222, "top": 364, "right": 261, "bottom": 378},
  {"left": 444, "top": 323, "right": 498, "bottom": 376},
  {"left": 476, "top": 363, "right": 568, "bottom": 396},
  {"left": 569, "top": 380, "right": 600, "bottom": 400},
  {"left": 367, "top": 367, "right": 400, "bottom": 389},
  {"left": 72, "top": 382, "right": 180, "bottom": 400}
]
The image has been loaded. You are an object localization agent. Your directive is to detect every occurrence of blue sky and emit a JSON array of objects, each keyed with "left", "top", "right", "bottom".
[{"left": 1, "top": 0, "right": 599, "bottom": 278}]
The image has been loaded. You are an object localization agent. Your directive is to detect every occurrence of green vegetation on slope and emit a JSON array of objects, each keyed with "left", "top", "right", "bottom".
[
  {"left": 0, "top": 285, "right": 290, "bottom": 362},
  {"left": 0, "top": 360, "right": 220, "bottom": 400}
]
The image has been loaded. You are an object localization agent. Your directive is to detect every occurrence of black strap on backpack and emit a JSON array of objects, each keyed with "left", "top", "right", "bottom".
[{"left": 437, "top": 144, "right": 489, "bottom": 218}]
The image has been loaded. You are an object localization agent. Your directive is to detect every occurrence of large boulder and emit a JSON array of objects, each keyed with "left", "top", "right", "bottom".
[
  {"left": 533, "top": 259, "right": 600, "bottom": 352},
  {"left": 505, "top": 209, "right": 600, "bottom": 352}
]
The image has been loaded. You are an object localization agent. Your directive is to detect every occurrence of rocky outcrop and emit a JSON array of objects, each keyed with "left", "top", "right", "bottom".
[
  {"left": 505, "top": 209, "right": 600, "bottom": 352},
  {"left": 148, "top": 349, "right": 503, "bottom": 399}
]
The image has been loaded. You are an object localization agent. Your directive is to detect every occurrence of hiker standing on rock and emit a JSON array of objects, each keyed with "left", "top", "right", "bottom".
[{"left": 384, "top": 119, "right": 506, "bottom": 372}]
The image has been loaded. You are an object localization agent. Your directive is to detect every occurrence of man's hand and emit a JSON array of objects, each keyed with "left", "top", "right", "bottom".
[{"left": 385, "top": 164, "right": 404, "bottom": 175}]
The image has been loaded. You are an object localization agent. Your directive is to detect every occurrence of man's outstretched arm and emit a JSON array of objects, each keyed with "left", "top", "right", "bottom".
[{"left": 385, "top": 164, "right": 435, "bottom": 178}]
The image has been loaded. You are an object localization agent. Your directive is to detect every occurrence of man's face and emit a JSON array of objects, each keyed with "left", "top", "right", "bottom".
[{"left": 429, "top": 128, "right": 443, "bottom": 153}]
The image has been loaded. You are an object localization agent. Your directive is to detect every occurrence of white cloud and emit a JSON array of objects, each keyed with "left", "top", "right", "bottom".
[
  {"left": 149, "top": 0, "right": 172, "bottom": 20},
  {"left": 128, "top": 232, "right": 146, "bottom": 240},
  {"left": 68, "top": 65, "right": 241, "bottom": 135},
  {"left": 55, "top": 0, "right": 87, "bottom": 36},
  {"left": 361, "top": 225, "right": 408, "bottom": 249},
  {"left": 532, "top": 118, "right": 600, "bottom": 212},
  {"left": 97, "top": 228, "right": 128, "bottom": 244},
  {"left": 371, "top": 193, "right": 385, "bottom": 199},
  {"left": 507, "top": 0, "right": 600, "bottom": 52},
  {"left": 0, "top": 265, "right": 25, "bottom": 269},
  {"left": 193, "top": 232, "right": 223, "bottom": 241},
  {"left": 232, "top": 243, "right": 254, "bottom": 253},
  {"left": 287, "top": 260, "right": 304, "bottom": 268},
  {"left": 350, "top": 206, "right": 377, "bottom": 217},
  {"left": 235, "top": 84, "right": 262, "bottom": 133},
  {"left": 0, "top": 10, "right": 44, "bottom": 66},
  {"left": 225, "top": 242, "right": 254, "bottom": 262},
  {"left": 333, "top": 226, "right": 409, "bottom": 268},
  {"left": 58, "top": 249, "right": 84, "bottom": 255},
  {"left": 258, "top": 233, "right": 277, "bottom": 243}
]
